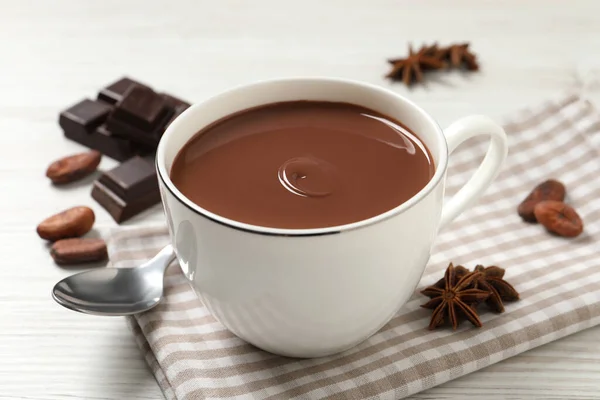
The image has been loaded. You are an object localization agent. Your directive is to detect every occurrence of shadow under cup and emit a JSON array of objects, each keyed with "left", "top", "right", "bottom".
[{"left": 155, "top": 78, "right": 449, "bottom": 358}]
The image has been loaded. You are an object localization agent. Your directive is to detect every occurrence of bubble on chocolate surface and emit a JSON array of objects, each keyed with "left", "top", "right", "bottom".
[{"left": 278, "top": 156, "right": 336, "bottom": 198}]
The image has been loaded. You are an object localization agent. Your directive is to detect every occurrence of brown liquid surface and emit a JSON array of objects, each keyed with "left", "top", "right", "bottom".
[{"left": 170, "top": 101, "right": 434, "bottom": 229}]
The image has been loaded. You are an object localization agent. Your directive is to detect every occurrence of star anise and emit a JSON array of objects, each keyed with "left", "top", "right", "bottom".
[
  {"left": 472, "top": 265, "right": 520, "bottom": 313},
  {"left": 438, "top": 43, "right": 479, "bottom": 71},
  {"left": 431, "top": 264, "right": 470, "bottom": 287},
  {"left": 420, "top": 263, "right": 490, "bottom": 330},
  {"left": 386, "top": 44, "right": 446, "bottom": 86}
]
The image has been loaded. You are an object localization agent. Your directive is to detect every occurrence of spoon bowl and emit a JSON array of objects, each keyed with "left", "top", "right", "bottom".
[{"left": 52, "top": 245, "right": 176, "bottom": 316}]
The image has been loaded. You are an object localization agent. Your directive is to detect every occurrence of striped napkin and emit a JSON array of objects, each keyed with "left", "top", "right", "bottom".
[{"left": 108, "top": 92, "right": 600, "bottom": 400}]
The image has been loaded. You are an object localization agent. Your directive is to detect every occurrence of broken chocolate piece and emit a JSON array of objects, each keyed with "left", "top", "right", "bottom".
[
  {"left": 61, "top": 79, "right": 191, "bottom": 159},
  {"left": 113, "top": 86, "right": 170, "bottom": 131},
  {"left": 63, "top": 122, "right": 137, "bottom": 162},
  {"left": 97, "top": 77, "right": 150, "bottom": 105},
  {"left": 161, "top": 93, "right": 191, "bottom": 130},
  {"left": 91, "top": 156, "right": 161, "bottom": 223},
  {"left": 164, "top": 104, "right": 190, "bottom": 130},
  {"left": 59, "top": 99, "right": 112, "bottom": 135},
  {"left": 98, "top": 155, "right": 157, "bottom": 201},
  {"left": 106, "top": 86, "right": 174, "bottom": 147},
  {"left": 59, "top": 99, "right": 137, "bottom": 161},
  {"left": 161, "top": 93, "right": 192, "bottom": 109}
]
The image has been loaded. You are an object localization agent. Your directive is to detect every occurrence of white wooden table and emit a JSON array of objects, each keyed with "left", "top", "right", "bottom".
[{"left": 1, "top": 1, "right": 599, "bottom": 399}]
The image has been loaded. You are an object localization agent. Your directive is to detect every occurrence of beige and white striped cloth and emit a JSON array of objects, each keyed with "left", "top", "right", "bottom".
[{"left": 108, "top": 92, "right": 600, "bottom": 400}]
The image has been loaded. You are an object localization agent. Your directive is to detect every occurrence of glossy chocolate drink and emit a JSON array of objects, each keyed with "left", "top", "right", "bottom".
[{"left": 170, "top": 101, "right": 434, "bottom": 229}]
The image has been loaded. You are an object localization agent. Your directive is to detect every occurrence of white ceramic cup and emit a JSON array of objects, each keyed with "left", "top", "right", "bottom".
[{"left": 156, "top": 77, "right": 508, "bottom": 358}]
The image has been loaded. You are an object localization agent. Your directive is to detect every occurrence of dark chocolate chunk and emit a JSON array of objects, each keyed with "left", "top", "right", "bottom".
[
  {"left": 98, "top": 156, "right": 157, "bottom": 201},
  {"left": 113, "top": 86, "right": 170, "bottom": 131},
  {"left": 59, "top": 99, "right": 113, "bottom": 134},
  {"left": 91, "top": 156, "right": 161, "bottom": 223},
  {"left": 93, "top": 125, "right": 139, "bottom": 161},
  {"left": 160, "top": 93, "right": 191, "bottom": 130},
  {"left": 164, "top": 104, "right": 190, "bottom": 131},
  {"left": 64, "top": 126, "right": 137, "bottom": 162},
  {"left": 97, "top": 77, "right": 149, "bottom": 105},
  {"left": 59, "top": 99, "right": 137, "bottom": 161},
  {"left": 105, "top": 111, "right": 172, "bottom": 147},
  {"left": 61, "top": 79, "right": 191, "bottom": 161},
  {"left": 97, "top": 125, "right": 155, "bottom": 159},
  {"left": 106, "top": 86, "right": 174, "bottom": 147},
  {"left": 161, "top": 93, "right": 192, "bottom": 109}
]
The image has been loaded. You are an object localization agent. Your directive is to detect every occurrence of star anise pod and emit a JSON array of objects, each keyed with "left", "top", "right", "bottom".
[
  {"left": 420, "top": 263, "right": 490, "bottom": 330},
  {"left": 386, "top": 44, "right": 446, "bottom": 86},
  {"left": 438, "top": 43, "right": 479, "bottom": 71},
  {"left": 430, "top": 264, "right": 470, "bottom": 288},
  {"left": 472, "top": 265, "right": 520, "bottom": 313},
  {"left": 419, "top": 43, "right": 445, "bottom": 70}
]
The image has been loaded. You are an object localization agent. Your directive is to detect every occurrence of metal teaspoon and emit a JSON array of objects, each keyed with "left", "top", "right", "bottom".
[{"left": 52, "top": 245, "right": 176, "bottom": 316}]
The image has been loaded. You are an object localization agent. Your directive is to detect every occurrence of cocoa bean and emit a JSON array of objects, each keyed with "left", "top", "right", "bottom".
[
  {"left": 46, "top": 150, "right": 101, "bottom": 184},
  {"left": 50, "top": 238, "right": 108, "bottom": 265},
  {"left": 534, "top": 200, "right": 583, "bottom": 238},
  {"left": 36, "top": 206, "right": 95, "bottom": 241},
  {"left": 518, "top": 179, "right": 566, "bottom": 222}
]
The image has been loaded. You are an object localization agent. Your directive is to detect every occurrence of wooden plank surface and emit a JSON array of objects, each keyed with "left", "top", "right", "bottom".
[{"left": 0, "top": 1, "right": 599, "bottom": 398}]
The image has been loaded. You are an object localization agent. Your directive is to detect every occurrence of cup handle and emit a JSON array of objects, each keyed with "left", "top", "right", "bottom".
[{"left": 439, "top": 115, "right": 508, "bottom": 229}]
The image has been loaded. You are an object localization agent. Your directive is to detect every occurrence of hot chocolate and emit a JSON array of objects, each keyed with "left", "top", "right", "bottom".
[{"left": 170, "top": 101, "right": 434, "bottom": 229}]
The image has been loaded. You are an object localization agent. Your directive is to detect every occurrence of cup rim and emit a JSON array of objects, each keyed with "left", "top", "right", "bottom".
[{"left": 156, "top": 77, "right": 449, "bottom": 236}]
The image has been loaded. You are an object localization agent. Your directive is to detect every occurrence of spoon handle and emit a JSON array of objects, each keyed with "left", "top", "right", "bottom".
[{"left": 142, "top": 245, "right": 176, "bottom": 273}]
